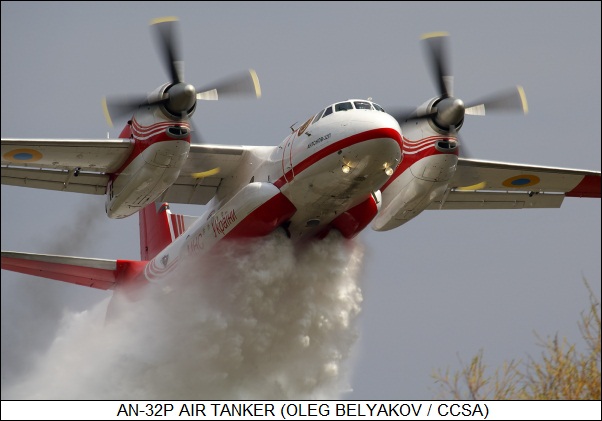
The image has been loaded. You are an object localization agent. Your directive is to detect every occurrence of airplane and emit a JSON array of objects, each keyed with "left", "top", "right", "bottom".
[{"left": 2, "top": 18, "right": 600, "bottom": 308}]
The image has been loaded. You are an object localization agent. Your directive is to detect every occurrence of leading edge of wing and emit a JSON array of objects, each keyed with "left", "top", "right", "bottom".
[
  {"left": 1, "top": 138, "right": 134, "bottom": 173},
  {"left": 453, "top": 158, "right": 601, "bottom": 198},
  {"left": 1, "top": 251, "right": 146, "bottom": 291}
]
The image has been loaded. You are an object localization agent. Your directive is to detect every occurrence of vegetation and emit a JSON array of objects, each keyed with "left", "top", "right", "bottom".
[{"left": 433, "top": 279, "right": 601, "bottom": 400}]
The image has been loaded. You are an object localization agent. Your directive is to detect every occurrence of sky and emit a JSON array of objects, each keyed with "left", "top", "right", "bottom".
[{"left": 1, "top": 1, "right": 600, "bottom": 400}]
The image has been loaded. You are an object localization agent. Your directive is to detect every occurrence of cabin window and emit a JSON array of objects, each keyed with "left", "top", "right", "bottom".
[
  {"left": 322, "top": 106, "right": 333, "bottom": 118},
  {"left": 335, "top": 102, "right": 353, "bottom": 112},
  {"left": 354, "top": 101, "right": 372, "bottom": 110}
]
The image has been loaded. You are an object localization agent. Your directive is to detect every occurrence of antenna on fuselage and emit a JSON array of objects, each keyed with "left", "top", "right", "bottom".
[{"left": 289, "top": 122, "right": 298, "bottom": 133}]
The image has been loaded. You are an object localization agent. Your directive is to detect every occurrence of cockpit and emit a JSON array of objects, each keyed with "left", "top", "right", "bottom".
[{"left": 311, "top": 100, "right": 386, "bottom": 125}]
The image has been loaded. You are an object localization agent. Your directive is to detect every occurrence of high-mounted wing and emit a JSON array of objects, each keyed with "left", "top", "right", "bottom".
[
  {"left": 428, "top": 158, "right": 601, "bottom": 210},
  {"left": 158, "top": 143, "right": 257, "bottom": 205},
  {"left": 1, "top": 138, "right": 133, "bottom": 195},
  {"left": 1, "top": 138, "right": 254, "bottom": 205}
]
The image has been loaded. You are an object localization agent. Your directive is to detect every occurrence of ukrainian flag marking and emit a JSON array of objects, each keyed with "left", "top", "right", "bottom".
[
  {"left": 502, "top": 174, "right": 540, "bottom": 188},
  {"left": 3, "top": 148, "right": 43, "bottom": 163}
]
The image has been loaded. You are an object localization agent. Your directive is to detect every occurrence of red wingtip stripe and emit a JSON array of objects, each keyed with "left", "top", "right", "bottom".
[{"left": 566, "top": 174, "right": 601, "bottom": 198}]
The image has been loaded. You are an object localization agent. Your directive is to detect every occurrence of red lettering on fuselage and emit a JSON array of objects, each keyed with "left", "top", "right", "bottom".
[
  {"left": 211, "top": 209, "right": 237, "bottom": 237},
  {"left": 187, "top": 232, "right": 204, "bottom": 256}
]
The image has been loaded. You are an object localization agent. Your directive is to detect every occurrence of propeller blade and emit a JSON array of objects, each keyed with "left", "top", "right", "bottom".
[
  {"left": 196, "top": 69, "right": 261, "bottom": 100},
  {"left": 191, "top": 167, "right": 221, "bottom": 179},
  {"left": 150, "top": 16, "right": 184, "bottom": 84},
  {"left": 102, "top": 93, "right": 172, "bottom": 127},
  {"left": 456, "top": 181, "right": 487, "bottom": 191},
  {"left": 102, "top": 95, "right": 153, "bottom": 127},
  {"left": 465, "top": 85, "right": 528, "bottom": 115},
  {"left": 421, "top": 32, "right": 453, "bottom": 98},
  {"left": 388, "top": 106, "right": 435, "bottom": 124}
]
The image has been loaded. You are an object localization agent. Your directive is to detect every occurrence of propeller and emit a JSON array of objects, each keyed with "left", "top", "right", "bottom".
[
  {"left": 102, "top": 17, "right": 261, "bottom": 146},
  {"left": 392, "top": 32, "right": 528, "bottom": 152},
  {"left": 152, "top": 16, "right": 185, "bottom": 84},
  {"left": 422, "top": 32, "right": 454, "bottom": 98}
]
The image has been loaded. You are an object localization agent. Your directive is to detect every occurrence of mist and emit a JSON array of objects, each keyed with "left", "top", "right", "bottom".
[
  {"left": 3, "top": 230, "right": 365, "bottom": 399},
  {"left": 1, "top": 198, "right": 110, "bottom": 389}
]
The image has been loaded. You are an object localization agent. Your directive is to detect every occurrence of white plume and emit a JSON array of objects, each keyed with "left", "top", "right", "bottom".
[{"left": 4, "top": 230, "right": 365, "bottom": 399}]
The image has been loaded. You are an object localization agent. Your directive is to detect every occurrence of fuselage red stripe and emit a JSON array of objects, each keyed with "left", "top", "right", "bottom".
[
  {"left": 273, "top": 128, "right": 402, "bottom": 189},
  {"left": 380, "top": 136, "right": 458, "bottom": 191},
  {"left": 112, "top": 118, "right": 191, "bottom": 177}
]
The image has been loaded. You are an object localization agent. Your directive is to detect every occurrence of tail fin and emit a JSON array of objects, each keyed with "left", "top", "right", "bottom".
[{"left": 139, "top": 202, "right": 197, "bottom": 260}]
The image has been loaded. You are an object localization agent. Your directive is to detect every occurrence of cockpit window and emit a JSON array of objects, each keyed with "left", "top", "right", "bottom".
[
  {"left": 354, "top": 101, "right": 372, "bottom": 110},
  {"left": 322, "top": 106, "right": 333, "bottom": 118},
  {"left": 312, "top": 109, "right": 324, "bottom": 124},
  {"left": 297, "top": 116, "right": 312, "bottom": 136},
  {"left": 335, "top": 102, "right": 353, "bottom": 112},
  {"left": 373, "top": 103, "right": 386, "bottom": 112}
]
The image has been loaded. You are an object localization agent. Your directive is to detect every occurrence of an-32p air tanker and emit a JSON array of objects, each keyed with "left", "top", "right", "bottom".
[{"left": 2, "top": 18, "right": 600, "bottom": 309}]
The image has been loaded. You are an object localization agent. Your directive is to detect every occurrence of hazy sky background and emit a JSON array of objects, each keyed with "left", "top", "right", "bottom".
[{"left": 1, "top": 1, "right": 600, "bottom": 400}]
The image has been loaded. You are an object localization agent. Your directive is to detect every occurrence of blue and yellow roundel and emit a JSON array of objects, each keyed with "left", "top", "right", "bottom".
[
  {"left": 502, "top": 174, "right": 540, "bottom": 188},
  {"left": 3, "top": 148, "right": 43, "bottom": 163}
]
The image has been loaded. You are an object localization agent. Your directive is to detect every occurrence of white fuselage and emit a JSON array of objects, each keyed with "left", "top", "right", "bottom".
[
  {"left": 142, "top": 100, "right": 406, "bottom": 282},
  {"left": 205, "top": 100, "right": 404, "bottom": 240}
]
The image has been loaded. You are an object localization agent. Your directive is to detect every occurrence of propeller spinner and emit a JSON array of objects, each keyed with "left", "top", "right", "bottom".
[{"left": 101, "top": 17, "right": 261, "bottom": 144}]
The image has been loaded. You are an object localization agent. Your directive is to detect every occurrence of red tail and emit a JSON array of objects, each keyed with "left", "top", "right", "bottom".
[{"left": 139, "top": 202, "right": 190, "bottom": 260}]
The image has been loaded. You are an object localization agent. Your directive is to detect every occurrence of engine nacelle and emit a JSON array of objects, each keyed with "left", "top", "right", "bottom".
[
  {"left": 372, "top": 154, "right": 457, "bottom": 231},
  {"left": 105, "top": 140, "right": 190, "bottom": 219}
]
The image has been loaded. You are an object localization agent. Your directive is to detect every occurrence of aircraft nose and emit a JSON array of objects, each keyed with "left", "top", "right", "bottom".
[
  {"left": 348, "top": 112, "right": 403, "bottom": 169},
  {"left": 337, "top": 125, "right": 402, "bottom": 187}
]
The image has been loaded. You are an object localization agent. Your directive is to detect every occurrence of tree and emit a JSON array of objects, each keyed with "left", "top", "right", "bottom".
[{"left": 432, "top": 279, "right": 601, "bottom": 400}]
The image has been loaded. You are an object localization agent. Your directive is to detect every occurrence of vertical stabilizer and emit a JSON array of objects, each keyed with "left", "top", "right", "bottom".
[
  {"left": 138, "top": 203, "right": 175, "bottom": 260},
  {"left": 139, "top": 202, "right": 199, "bottom": 260}
]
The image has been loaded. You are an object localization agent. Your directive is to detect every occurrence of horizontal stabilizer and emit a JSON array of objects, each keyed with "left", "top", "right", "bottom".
[{"left": 1, "top": 251, "right": 147, "bottom": 290}]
